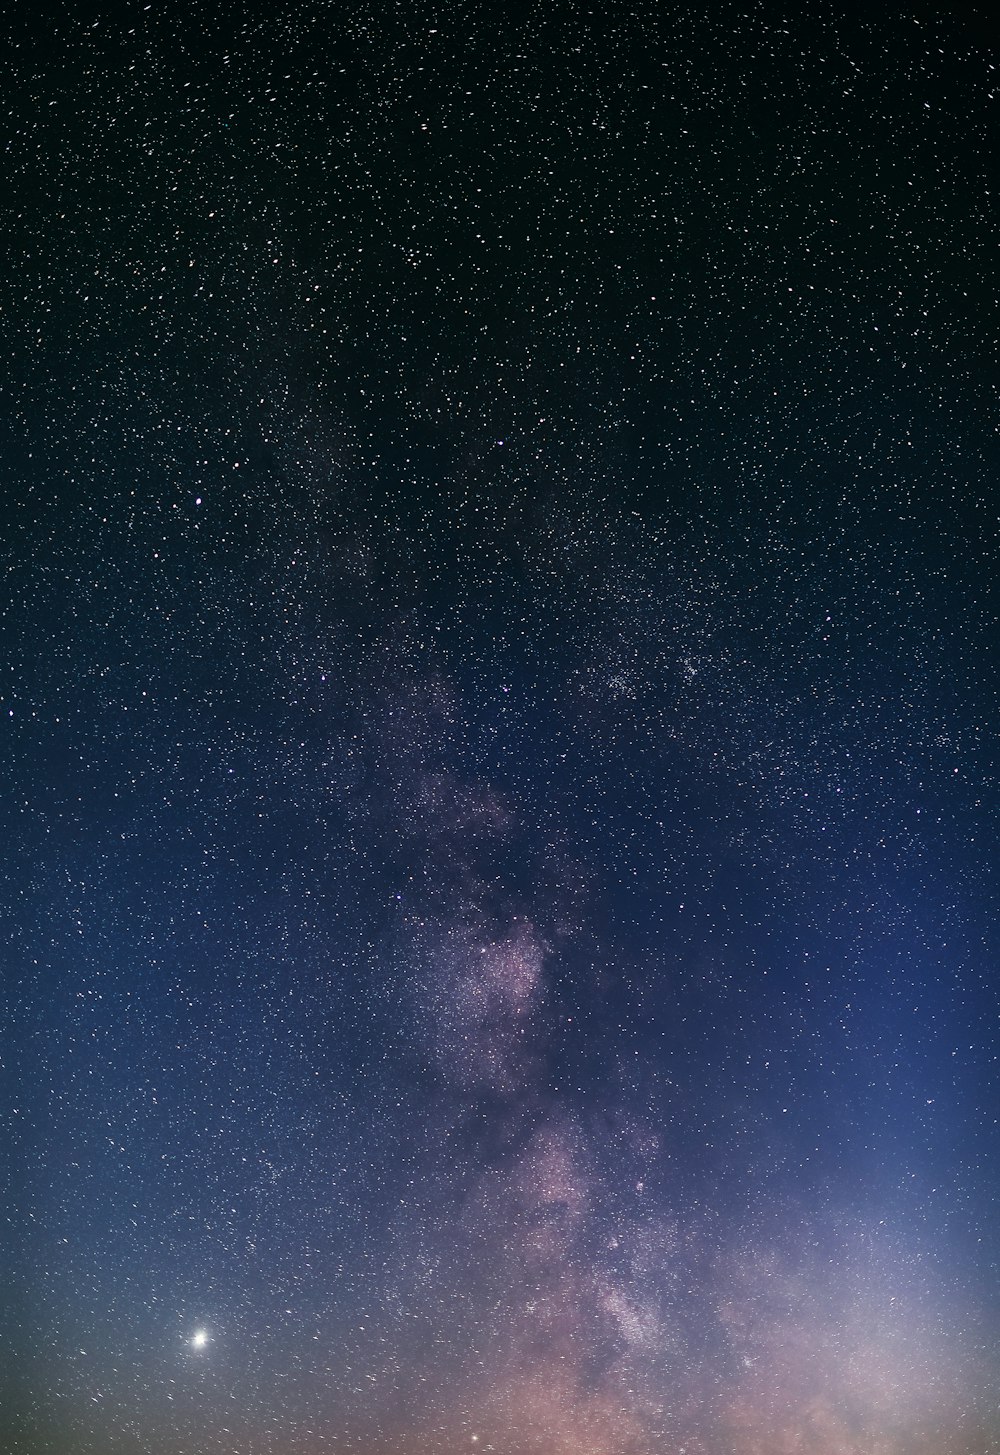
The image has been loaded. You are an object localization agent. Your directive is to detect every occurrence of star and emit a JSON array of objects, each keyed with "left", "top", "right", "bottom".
[{"left": 190, "top": 1329, "right": 209, "bottom": 1350}]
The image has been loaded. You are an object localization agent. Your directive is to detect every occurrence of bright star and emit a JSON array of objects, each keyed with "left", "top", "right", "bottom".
[{"left": 190, "top": 1328, "right": 209, "bottom": 1350}]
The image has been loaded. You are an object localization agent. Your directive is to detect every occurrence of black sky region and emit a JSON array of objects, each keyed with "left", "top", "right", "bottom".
[{"left": 3, "top": 2, "right": 999, "bottom": 1453}]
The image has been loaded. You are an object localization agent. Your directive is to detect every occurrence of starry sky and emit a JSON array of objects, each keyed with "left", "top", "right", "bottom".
[{"left": 3, "top": 3, "right": 999, "bottom": 1452}]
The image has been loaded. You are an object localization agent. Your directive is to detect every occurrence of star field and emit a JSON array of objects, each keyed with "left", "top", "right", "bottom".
[{"left": 3, "top": 3, "right": 998, "bottom": 1453}]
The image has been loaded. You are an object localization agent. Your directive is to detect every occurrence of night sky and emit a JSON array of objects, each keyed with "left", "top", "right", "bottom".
[{"left": 4, "top": 3, "right": 999, "bottom": 1452}]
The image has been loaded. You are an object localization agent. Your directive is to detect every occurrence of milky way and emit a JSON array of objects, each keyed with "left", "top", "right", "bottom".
[{"left": 348, "top": 654, "right": 989, "bottom": 1455}]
